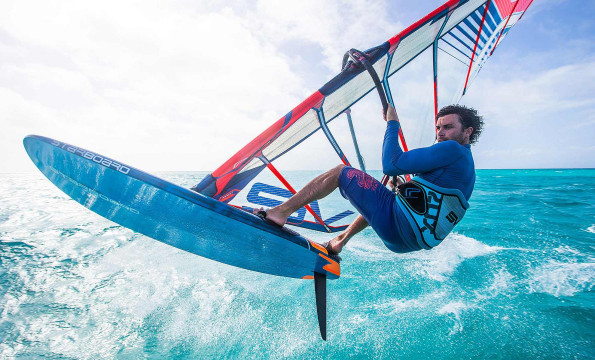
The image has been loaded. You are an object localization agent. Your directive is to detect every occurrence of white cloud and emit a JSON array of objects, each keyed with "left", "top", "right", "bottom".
[
  {"left": 465, "top": 62, "right": 595, "bottom": 127},
  {"left": 0, "top": 0, "right": 311, "bottom": 172},
  {"left": 249, "top": 0, "right": 402, "bottom": 71},
  {"left": 463, "top": 61, "right": 595, "bottom": 168},
  {"left": 1, "top": 0, "right": 592, "bottom": 173}
]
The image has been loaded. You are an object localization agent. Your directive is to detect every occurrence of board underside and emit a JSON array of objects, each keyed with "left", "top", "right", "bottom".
[{"left": 23, "top": 135, "right": 340, "bottom": 280}]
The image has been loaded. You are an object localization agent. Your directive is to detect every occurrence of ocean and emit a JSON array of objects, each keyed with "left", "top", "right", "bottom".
[{"left": 1, "top": 169, "right": 593, "bottom": 359}]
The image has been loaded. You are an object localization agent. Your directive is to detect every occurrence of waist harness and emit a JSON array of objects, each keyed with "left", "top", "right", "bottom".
[{"left": 396, "top": 177, "right": 469, "bottom": 249}]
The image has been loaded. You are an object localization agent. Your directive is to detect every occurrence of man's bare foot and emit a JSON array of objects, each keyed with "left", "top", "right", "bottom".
[
  {"left": 263, "top": 207, "right": 287, "bottom": 227},
  {"left": 321, "top": 239, "right": 342, "bottom": 262},
  {"left": 326, "top": 238, "right": 343, "bottom": 254},
  {"left": 253, "top": 207, "right": 286, "bottom": 228}
]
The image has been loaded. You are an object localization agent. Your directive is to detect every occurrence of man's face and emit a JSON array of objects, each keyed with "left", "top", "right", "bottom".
[{"left": 436, "top": 114, "right": 473, "bottom": 145}]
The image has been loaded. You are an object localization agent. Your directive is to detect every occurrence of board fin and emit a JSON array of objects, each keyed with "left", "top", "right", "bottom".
[{"left": 314, "top": 272, "right": 327, "bottom": 340}]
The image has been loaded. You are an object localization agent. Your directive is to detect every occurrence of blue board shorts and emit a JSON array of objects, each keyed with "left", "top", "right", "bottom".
[{"left": 338, "top": 166, "right": 421, "bottom": 253}]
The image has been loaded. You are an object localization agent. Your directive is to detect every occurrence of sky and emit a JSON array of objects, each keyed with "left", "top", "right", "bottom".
[{"left": 1, "top": 0, "right": 594, "bottom": 173}]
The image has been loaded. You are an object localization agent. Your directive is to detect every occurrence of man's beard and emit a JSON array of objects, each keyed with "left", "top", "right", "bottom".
[
  {"left": 437, "top": 131, "right": 466, "bottom": 144},
  {"left": 453, "top": 131, "right": 466, "bottom": 144}
]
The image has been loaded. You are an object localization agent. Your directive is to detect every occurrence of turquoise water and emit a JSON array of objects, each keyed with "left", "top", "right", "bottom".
[{"left": 1, "top": 169, "right": 593, "bottom": 359}]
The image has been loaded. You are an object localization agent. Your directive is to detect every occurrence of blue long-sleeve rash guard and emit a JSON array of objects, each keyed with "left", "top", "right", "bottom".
[{"left": 382, "top": 120, "right": 475, "bottom": 200}]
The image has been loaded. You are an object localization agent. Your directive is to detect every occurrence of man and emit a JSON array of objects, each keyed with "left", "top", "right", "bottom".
[{"left": 256, "top": 104, "right": 482, "bottom": 258}]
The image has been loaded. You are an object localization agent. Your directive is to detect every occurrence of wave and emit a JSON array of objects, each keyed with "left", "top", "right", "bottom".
[
  {"left": 346, "top": 233, "right": 529, "bottom": 283},
  {"left": 401, "top": 233, "right": 506, "bottom": 281},
  {"left": 0, "top": 229, "right": 257, "bottom": 358},
  {"left": 474, "top": 268, "right": 516, "bottom": 300},
  {"left": 437, "top": 301, "right": 474, "bottom": 335},
  {"left": 528, "top": 260, "right": 595, "bottom": 297},
  {"left": 4, "top": 172, "right": 595, "bottom": 357}
]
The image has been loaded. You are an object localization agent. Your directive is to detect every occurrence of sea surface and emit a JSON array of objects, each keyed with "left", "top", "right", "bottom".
[{"left": 1, "top": 169, "right": 593, "bottom": 359}]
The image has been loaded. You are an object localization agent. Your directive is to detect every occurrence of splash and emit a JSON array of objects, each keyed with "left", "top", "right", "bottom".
[
  {"left": 528, "top": 260, "right": 595, "bottom": 297},
  {"left": 403, "top": 233, "right": 505, "bottom": 281},
  {"left": 437, "top": 301, "right": 473, "bottom": 335}
]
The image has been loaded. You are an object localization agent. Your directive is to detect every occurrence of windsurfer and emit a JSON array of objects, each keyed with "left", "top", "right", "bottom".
[{"left": 257, "top": 104, "right": 483, "bottom": 256}]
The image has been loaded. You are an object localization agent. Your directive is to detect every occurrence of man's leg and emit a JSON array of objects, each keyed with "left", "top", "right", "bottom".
[
  {"left": 263, "top": 164, "right": 345, "bottom": 227},
  {"left": 327, "top": 214, "right": 368, "bottom": 254}
]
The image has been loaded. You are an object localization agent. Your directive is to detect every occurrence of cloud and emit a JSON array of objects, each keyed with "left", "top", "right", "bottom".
[
  {"left": 248, "top": 0, "right": 402, "bottom": 71},
  {"left": 465, "top": 62, "right": 595, "bottom": 127},
  {"left": 2, "top": 0, "right": 592, "bottom": 173},
  {"left": 462, "top": 60, "right": 595, "bottom": 168},
  {"left": 0, "top": 0, "right": 313, "bottom": 172},
  {"left": 1, "top": 0, "right": 410, "bottom": 173}
]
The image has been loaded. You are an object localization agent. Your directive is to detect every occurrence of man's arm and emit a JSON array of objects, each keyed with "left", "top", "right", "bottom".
[
  {"left": 382, "top": 105, "right": 405, "bottom": 176},
  {"left": 382, "top": 106, "right": 465, "bottom": 176}
]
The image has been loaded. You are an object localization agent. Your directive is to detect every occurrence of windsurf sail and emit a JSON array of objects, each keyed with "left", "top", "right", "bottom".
[{"left": 192, "top": 0, "right": 534, "bottom": 233}]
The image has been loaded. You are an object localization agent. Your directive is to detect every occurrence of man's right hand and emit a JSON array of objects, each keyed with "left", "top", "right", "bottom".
[
  {"left": 387, "top": 175, "right": 405, "bottom": 190},
  {"left": 385, "top": 104, "right": 399, "bottom": 122}
]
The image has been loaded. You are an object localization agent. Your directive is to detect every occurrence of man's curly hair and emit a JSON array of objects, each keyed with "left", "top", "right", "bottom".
[{"left": 436, "top": 105, "right": 484, "bottom": 144}]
